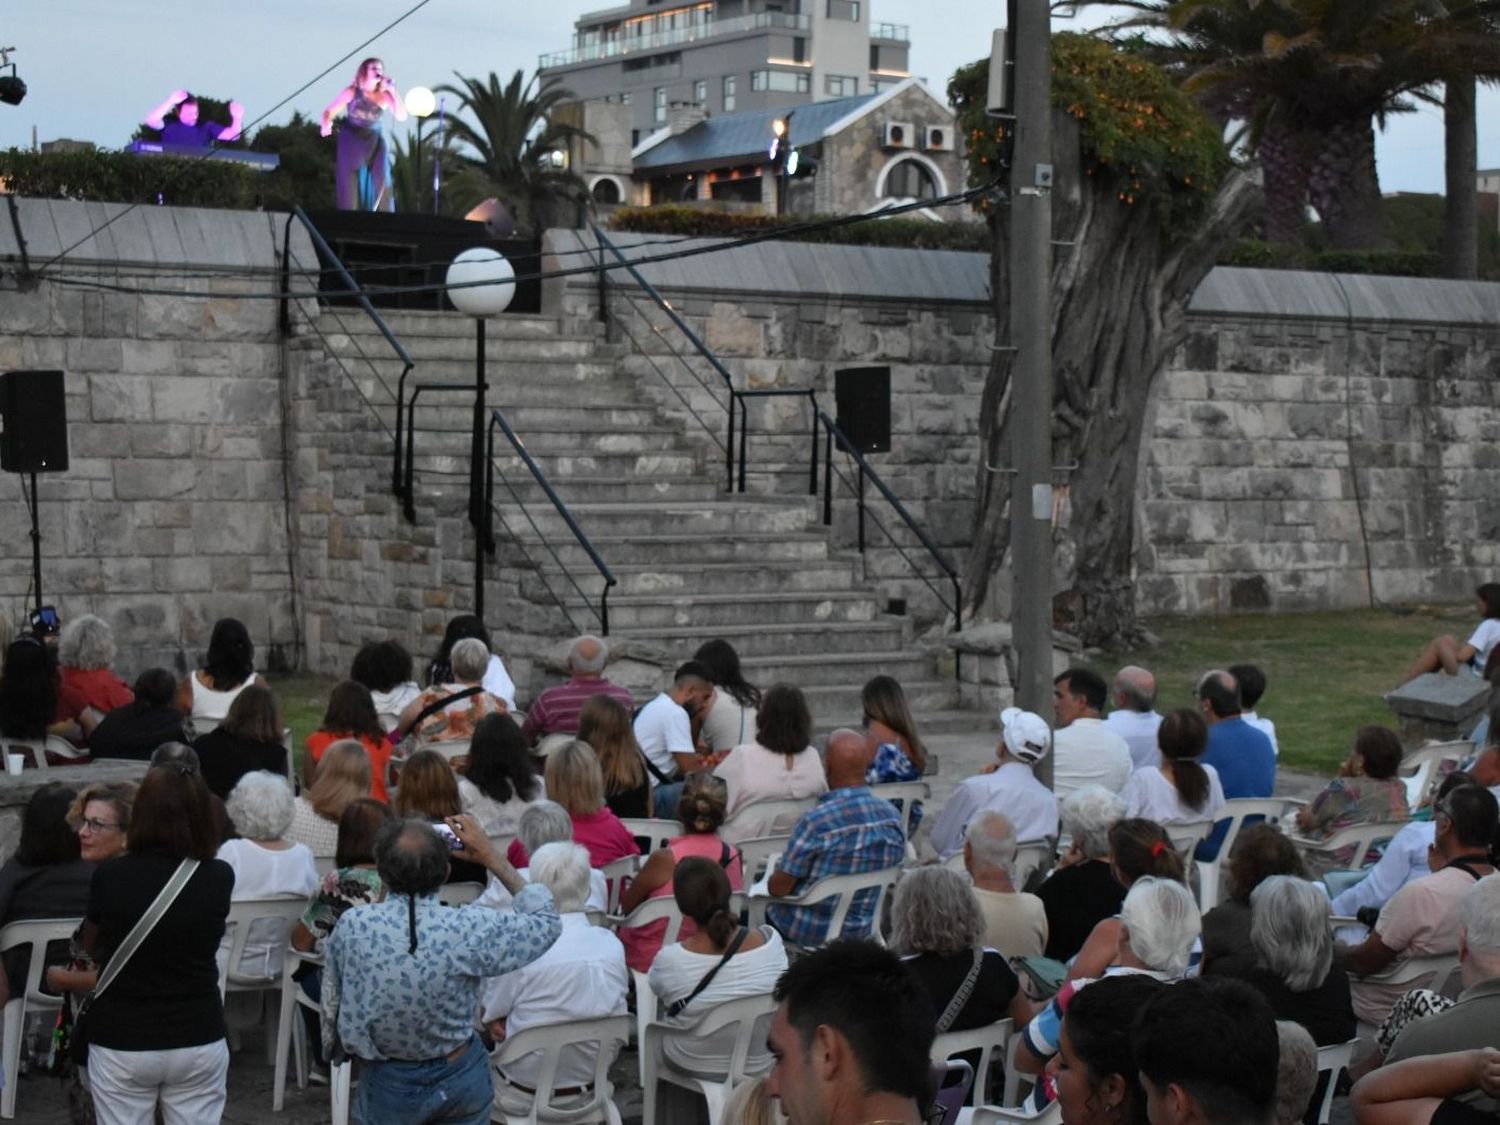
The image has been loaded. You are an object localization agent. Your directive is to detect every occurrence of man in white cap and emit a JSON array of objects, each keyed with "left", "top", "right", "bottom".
[{"left": 927, "top": 707, "right": 1060, "bottom": 861}]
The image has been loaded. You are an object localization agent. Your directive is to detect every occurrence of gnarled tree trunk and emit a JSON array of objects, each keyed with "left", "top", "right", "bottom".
[
  {"left": 965, "top": 111, "right": 1260, "bottom": 647},
  {"left": 1306, "top": 117, "right": 1390, "bottom": 250},
  {"left": 1257, "top": 124, "right": 1316, "bottom": 245}
]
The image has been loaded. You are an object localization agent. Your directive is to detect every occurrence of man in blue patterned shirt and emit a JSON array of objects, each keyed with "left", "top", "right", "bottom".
[
  {"left": 323, "top": 814, "right": 561, "bottom": 1124},
  {"left": 766, "top": 730, "right": 906, "bottom": 947}
]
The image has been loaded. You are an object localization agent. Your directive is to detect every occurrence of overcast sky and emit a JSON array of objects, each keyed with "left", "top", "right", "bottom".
[{"left": 2, "top": 0, "right": 1490, "bottom": 194}]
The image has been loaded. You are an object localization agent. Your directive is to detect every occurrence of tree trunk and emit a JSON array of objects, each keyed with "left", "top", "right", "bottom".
[
  {"left": 1306, "top": 117, "right": 1390, "bottom": 250},
  {"left": 965, "top": 111, "right": 1259, "bottom": 647},
  {"left": 1442, "top": 73, "right": 1479, "bottom": 280},
  {"left": 1257, "top": 125, "right": 1314, "bottom": 245}
]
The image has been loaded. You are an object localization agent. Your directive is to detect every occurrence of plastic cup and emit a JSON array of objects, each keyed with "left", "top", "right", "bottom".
[{"left": 5, "top": 753, "right": 23, "bottom": 777}]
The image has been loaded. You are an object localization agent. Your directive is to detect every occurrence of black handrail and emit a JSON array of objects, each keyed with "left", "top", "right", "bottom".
[
  {"left": 279, "top": 207, "right": 415, "bottom": 499},
  {"left": 734, "top": 389, "right": 820, "bottom": 496},
  {"left": 402, "top": 383, "right": 473, "bottom": 522}
]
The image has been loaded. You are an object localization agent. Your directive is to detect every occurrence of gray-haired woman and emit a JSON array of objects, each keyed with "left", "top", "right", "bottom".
[
  {"left": 56, "top": 614, "right": 134, "bottom": 743},
  {"left": 395, "top": 637, "right": 507, "bottom": 748}
]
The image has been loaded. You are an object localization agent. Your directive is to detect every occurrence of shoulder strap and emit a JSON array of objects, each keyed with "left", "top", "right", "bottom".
[
  {"left": 666, "top": 926, "right": 749, "bottom": 1018},
  {"left": 93, "top": 859, "right": 199, "bottom": 1000},
  {"left": 934, "top": 948, "right": 985, "bottom": 1034},
  {"left": 1443, "top": 856, "right": 1492, "bottom": 881},
  {"left": 399, "top": 686, "right": 483, "bottom": 737},
  {"left": 640, "top": 747, "right": 675, "bottom": 785}
]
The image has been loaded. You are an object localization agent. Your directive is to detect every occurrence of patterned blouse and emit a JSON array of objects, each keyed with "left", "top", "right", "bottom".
[
  {"left": 1302, "top": 775, "right": 1411, "bottom": 868},
  {"left": 866, "top": 741, "right": 924, "bottom": 832},
  {"left": 300, "top": 867, "right": 384, "bottom": 953},
  {"left": 403, "top": 686, "right": 507, "bottom": 749}
]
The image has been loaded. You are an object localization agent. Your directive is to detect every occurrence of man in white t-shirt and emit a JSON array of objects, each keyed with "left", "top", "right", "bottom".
[
  {"left": 632, "top": 660, "right": 716, "bottom": 816},
  {"left": 927, "top": 707, "right": 1058, "bottom": 860},
  {"left": 1052, "top": 668, "right": 1133, "bottom": 801},
  {"left": 1104, "top": 664, "right": 1164, "bottom": 770},
  {"left": 1229, "top": 662, "right": 1280, "bottom": 759}
]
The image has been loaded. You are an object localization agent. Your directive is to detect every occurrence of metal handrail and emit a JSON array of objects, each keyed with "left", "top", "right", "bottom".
[
  {"left": 279, "top": 207, "right": 415, "bottom": 499},
  {"left": 402, "top": 382, "right": 472, "bottom": 522}
]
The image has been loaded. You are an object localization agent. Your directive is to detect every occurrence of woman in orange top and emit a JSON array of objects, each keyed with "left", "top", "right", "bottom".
[{"left": 305, "top": 680, "right": 392, "bottom": 801}]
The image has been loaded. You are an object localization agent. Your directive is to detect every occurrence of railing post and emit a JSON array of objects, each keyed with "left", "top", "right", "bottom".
[
  {"left": 404, "top": 392, "right": 418, "bottom": 522},
  {"left": 484, "top": 417, "right": 497, "bottom": 556},
  {"left": 857, "top": 462, "right": 866, "bottom": 553},
  {"left": 823, "top": 427, "right": 833, "bottom": 526},
  {"left": 726, "top": 391, "right": 736, "bottom": 493},
  {"left": 807, "top": 393, "right": 819, "bottom": 496},
  {"left": 737, "top": 396, "right": 748, "bottom": 493}
]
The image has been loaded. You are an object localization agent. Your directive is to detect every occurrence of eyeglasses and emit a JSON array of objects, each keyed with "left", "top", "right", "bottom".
[
  {"left": 1434, "top": 801, "right": 1454, "bottom": 823},
  {"left": 75, "top": 818, "right": 122, "bottom": 835}
]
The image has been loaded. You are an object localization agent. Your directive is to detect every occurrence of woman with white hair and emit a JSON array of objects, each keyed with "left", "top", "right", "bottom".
[
  {"left": 477, "top": 800, "right": 608, "bottom": 912},
  {"left": 55, "top": 614, "right": 133, "bottom": 744},
  {"left": 395, "top": 636, "right": 507, "bottom": 748},
  {"left": 218, "top": 771, "right": 320, "bottom": 977},
  {"left": 1034, "top": 785, "right": 1128, "bottom": 962}
]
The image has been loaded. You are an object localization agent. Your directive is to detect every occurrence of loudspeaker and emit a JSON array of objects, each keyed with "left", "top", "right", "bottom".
[
  {"left": 1, "top": 370, "right": 69, "bottom": 473},
  {"left": 834, "top": 366, "right": 891, "bottom": 454}
]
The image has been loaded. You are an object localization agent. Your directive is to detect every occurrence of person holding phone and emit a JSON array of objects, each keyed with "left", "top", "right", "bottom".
[{"left": 320, "top": 57, "right": 405, "bottom": 211}]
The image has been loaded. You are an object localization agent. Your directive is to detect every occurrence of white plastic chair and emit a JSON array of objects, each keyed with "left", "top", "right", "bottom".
[
  {"left": 0, "top": 916, "right": 80, "bottom": 1119},
  {"left": 439, "top": 881, "right": 485, "bottom": 907},
  {"left": 930, "top": 1018, "right": 1013, "bottom": 1107},
  {"left": 735, "top": 836, "right": 790, "bottom": 885},
  {"left": 619, "top": 818, "right": 684, "bottom": 855},
  {"left": 871, "top": 781, "right": 930, "bottom": 841},
  {"left": 640, "top": 991, "right": 778, "bottom": 1125},
  {"left": 1001, "top": 1029, "right": 1037, "bottom": 1108},
  {"left": 1012, "top": 839, "right": 1056, "bottom": 891},
  {"left": 720, "top": 797, "right": 816, "bottom": 843},
  {"left": 1195, "top": 798, "right": 1299, "bottom": 910},
  {"left": 490, "top": 1013, "right": 631, "bottom": 1125},
  {"left": 271, "top": 948, "right": 322, "bottom": 1111},
  {"left": 1, "top": 735, "right": 85, "bottom": 770},
  {"left": 748, "top": 865, "right": 902, "bottom": 948},
  {"left": 600, "top": 855, "right": 639, "bottom": 915},
  {"left": 972, "top": 1101, "right": 1062, "bottom": 1125},
  {"left": 608, "top": 894, "right": 688, "bottom": 949},
  {"left": 1292, "top": 821, "right": 1404, "bottom": 873},
  {"left": 313, "top": 854, "right": 337, "bottom": 879},
  {"left": 1400, "top": 740, "right": 1470, "bottom": 812},
  {"left": 1312, "top": 1039, "right": 1356, "bottom": 1124},
  {"left": 1167, "top": 820, "right": 1212, "bottom": 865},
  {"left": 220, "top": 897, "right": 309, "bottom": 1066},
  {"left": 330, "top": 1058, "right": 352, "bottom": 1125}
]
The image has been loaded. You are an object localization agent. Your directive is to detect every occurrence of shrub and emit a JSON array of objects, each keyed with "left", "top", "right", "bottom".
[
  {"left": 608, "top": 205, "right": 989, "bottom": 252},
  {"left": 0, "top": 148, "right": 259, "bottom": 209}
]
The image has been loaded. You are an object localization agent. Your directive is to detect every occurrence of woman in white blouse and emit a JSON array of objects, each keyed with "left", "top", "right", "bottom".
[
  {"left": 712, "top": 685, "right": 827, "bottom": 844},
  {"left": 1121, "top": 708, "right": 1225, "bottom": 826}
]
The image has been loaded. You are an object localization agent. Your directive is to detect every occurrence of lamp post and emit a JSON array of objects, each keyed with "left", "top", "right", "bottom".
[
  {"left": 445, "top": 247, "right": 517, "bottom": 621},
  {"left": 405, "top": 86, "right": 436, "bottom": 211}
]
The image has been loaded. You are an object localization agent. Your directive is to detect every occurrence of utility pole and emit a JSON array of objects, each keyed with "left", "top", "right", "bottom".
[{"left": 1006, "top": 0, "right": 1055, "bottom": 785}]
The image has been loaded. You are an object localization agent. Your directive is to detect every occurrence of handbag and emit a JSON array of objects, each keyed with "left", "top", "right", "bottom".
[{"left": 70, "top": 859, "right": 200, "bottom": 1066}]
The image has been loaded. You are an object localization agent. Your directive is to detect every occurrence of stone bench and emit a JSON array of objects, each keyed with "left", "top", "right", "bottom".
[{"left": 0, "top": 760, "right": 151, "bottom": 863}]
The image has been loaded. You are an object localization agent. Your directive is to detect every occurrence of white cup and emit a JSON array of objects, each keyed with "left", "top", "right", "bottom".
[{"left": 5, "top": 753, "right": 23, "bottom": 777}]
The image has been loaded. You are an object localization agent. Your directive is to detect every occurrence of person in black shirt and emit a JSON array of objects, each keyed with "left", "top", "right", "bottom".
[
  {"left": 192, "top": 685, "right": 288, "bottom": 800},
  {"left": 1034, "top": 785, "right": 1127, "bottom": 962},
  {"left": 89, "top": 668, "right": 189, "bottom": 762}
]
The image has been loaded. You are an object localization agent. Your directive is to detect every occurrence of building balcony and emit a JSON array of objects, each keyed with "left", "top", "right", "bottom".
[
  {"left": 540, "top": 12, "right": 812, "bottom": 70},
  {"left": 871, "top": 22, "right": 910, "bottom": 43}
]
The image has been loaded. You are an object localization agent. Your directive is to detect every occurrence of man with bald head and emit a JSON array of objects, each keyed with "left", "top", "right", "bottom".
[
  {"left": 1105, "top": 664, "right": 1164, "bottom": 770},
  {"left": 764, "top": 729, "right": 906, "bottom": 947},
  {"left": 1196, "top": 668, "right": 1276, "bottom": 859},
  {"left": 521, "top": 634, "right": 634, "bottom": 750}
]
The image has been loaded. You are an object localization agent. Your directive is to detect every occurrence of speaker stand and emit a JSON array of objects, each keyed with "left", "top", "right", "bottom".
[{"left": 25, "top": 470, "right": 42, "bottom": 613}]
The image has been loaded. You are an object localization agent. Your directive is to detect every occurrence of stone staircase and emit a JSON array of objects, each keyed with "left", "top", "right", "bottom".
[{"left": 318, "top": 307, "right": 960, "bottom": 726}]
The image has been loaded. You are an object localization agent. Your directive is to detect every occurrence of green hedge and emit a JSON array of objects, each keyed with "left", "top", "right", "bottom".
[
  {"left": 1220, "top": 239, "right": 1444, "bottom": 278},
  {"left": 0, "top": 148, "right": 260, "bottom": 208},
  {"left": 608, "top": 205, "right": 991, "bottom": 252}
]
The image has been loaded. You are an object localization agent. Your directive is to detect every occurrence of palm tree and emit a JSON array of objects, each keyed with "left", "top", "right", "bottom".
[{"left": 435, "top": 70, "right": 594, "bottom": 235}]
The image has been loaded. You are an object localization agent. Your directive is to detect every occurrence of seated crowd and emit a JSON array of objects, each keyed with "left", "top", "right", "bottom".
[{"left": 2, "top": 604, "right": 1500, "bottom": 1125}]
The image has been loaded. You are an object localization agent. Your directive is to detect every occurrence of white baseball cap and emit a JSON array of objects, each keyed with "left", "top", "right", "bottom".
[{"left": 1000, "top": 707, "right": 1052, "bottom": 764}]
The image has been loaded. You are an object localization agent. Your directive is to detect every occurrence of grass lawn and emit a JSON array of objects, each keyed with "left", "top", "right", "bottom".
[
  {"left": 1089, "top": 603, "right": 1477, "bottom": 777},
  {"left": 266, "top": 670, "right": 340, "bottom": 775}
]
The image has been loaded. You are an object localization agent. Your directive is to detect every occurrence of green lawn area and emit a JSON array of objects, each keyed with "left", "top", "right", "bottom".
[
  {"left": 1090, "top": 604, "right": 1477, "bottom": 777},
  {"left": 266, "top": 670, "right": 340, "bottom": 774}
]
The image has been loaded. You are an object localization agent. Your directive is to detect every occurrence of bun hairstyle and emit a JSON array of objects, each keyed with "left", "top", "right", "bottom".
[
  {"left": 676, "top": 770, "right": 729, "bottom": 835},
  {"left": 673, "top": 855, "right": 738, "bottom": 949},
  {"left": 1109, "top": 817, "right": 1185, "bottom": 884}
]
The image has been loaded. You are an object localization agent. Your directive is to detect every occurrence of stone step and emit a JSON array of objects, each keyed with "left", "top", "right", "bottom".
[
  {"left": 802, "top": 682, "right": 965, "bottom": 725},
  {"left": 605, "top": 590, "right": 882, "bottom": 629},
  {"left": 506, "top": 531, "right": 834, "bottom": 567},
  {"left": 496, "top": 475, "right": 750, "bottom": 504},
  {"left": 520, "top": 559, "right": 861, "bottom": 599},
  {"left": 614, "top": 621, "right": 908, "bottom": 660},
  {"left": 356, "top": 311, "right": 576, "bottom": 340},
  {"left": 495, "top": 500, "right": 816, "bottom": 540},
  {"left": 411, "top": 413, "right": 681, "bottom": 442},
  {"left": 734, "top": 650, "right": 938, "bottom": 688},
  {"left": 413, "top": 448, "right": 703, "bottom": 479},
  {"left": 340, "top": 333, "right": 605, "bottom": 362}
]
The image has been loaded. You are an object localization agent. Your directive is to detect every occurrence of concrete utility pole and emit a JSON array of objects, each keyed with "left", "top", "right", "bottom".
[{"left": 1006, "top": 0, "right": 1056, "bottom": 785}]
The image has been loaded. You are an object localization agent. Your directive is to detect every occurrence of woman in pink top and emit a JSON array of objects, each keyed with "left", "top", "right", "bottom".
[
  {"left": 617, "top": 772, "right": 743, "bottom": 971},
  {"left": 713, "top": 684, "right": 827, "bottom": 843},
  {"left": 509, "top": 740, "right": 638, "bottom": 870}
]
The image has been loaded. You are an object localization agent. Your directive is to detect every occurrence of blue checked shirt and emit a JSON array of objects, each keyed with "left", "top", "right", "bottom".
[
  {"left": 766, "top": 786, "right": 906, "bottom": 947},
  {"left": 323, "top": 883, "right": 561, "bottom": 1062}
]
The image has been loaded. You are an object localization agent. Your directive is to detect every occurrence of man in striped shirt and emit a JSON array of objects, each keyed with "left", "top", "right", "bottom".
[{"left": 521, "top": 636, "right": 634, "bottom": 749}]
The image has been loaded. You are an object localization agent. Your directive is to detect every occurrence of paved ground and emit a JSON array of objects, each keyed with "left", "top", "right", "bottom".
[{"left": 16, "top": 727, "right": 1332, "bottom": 1123}]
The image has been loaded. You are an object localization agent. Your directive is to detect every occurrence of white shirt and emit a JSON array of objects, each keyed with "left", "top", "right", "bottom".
[
  {"left": 370, "top": 682, "right": 422, "bottom": 728},
  {"left": 1105, "top": 710, "right": 1164, "bottom": 770},
  {"left": 633, "top": 693, "right": 693, "bottom": 784},
  {"left": 215, "top": 838, "right": 320, "bottom": 979},
  {"left": 927, "top": 761, "right": 1059, "bottom": 860},
  {"left": 482, "top": 913, "right": 628, "bottom": 1088},
  {"left": 1467, "top": 619, "right": 1500, "bottom": 669},
  {"left": 1330, "top": 820, "right": 1435, "bottom": 924},
  {"left": 1052, "top": 718, "right": 1133, "bottom": 801},
  {"left": 648, "top": 926, "right": 788, "bottom": 1074},
  {"left": 484, "top": 654, "right": 518, "bottom": 712},
  {"left": 1242, "top": 710, "right": 1280, "bottom": 758},
  {"left": 1121, "top": 764, "right": 1225, "bottom": 826},
  {"left": 476, "top": 868, "right": 608, "bottom": 914}
]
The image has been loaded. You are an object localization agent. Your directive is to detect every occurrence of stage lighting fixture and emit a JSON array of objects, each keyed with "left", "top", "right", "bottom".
[{"left": 0, "top": 47, "right": 24, "bottom": 107}]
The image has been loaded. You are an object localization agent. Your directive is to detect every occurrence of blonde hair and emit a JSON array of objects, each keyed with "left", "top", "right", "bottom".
[
  {"left": 309, "top": 739, "right": 372, "bottom": 821},
  {"left": 544, "top": 740, "right": 606, "bottom": 816},
  {"left": 394, "top": 749, "right": 462, "bottom": 819},
  {"left": 576, "top": 694, "right": 646, "bottom": 794}
]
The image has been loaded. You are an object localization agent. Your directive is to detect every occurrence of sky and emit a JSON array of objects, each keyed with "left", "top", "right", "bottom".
[{"left": 2, "top": 0, "right": 1494, "bottom": 194}]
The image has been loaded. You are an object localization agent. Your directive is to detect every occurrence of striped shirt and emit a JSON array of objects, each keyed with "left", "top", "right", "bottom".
[{"left": 521, "top": 676, "right": 634, "bottom": 743}]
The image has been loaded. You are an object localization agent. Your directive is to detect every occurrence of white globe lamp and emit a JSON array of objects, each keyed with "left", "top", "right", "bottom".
[{"left": 445, "top": 246, "right": 515, "bottom": 317}]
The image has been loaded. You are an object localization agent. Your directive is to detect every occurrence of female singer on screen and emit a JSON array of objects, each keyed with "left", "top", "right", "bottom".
[{"left": 320, "top": 57, "right": 406, "bottom": 211}]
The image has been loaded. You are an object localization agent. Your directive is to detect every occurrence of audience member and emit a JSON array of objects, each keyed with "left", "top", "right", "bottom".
[
  {"left": 219, "top": 771, "right": 319, "bottom": 966},
  {"left": 1134, "top": 976, "right": 1280, "bottom": 1125},
  {"left": 350, "top": 638, "right": 421, "bottom": 727},
  {"left": 148, "top": 742, "right": 233, "bottom": 842},
  {"left": 1201, "top": 822, "right": 1309, "bottom": 978},
  {"left": 176, "top": 616, "right": 266, "bottom": 726},
  {"left": 1402, "top": 583, "right": 1500, "bottom": 685},
  {"left": 1035, "top": 786, "right": 1128, "bottom": 963},
  {"left": 764, "top": 730, "right": 906, "bottom": 947},
  {"left": 891, "top": 866, "right": 1031, "bottom": 1033},
  {"left": 193, "top": 684, "right": 289, "bottom": 799},
  {"left": 638, "top": 661, "right": 718, "bottom": 816},
  {"left": 292, "top": 798, "right": 394, "bottom": 956},
  {"left": 1196, "top": 668, "right": 1277, "bottom": 858},
  {"left": 482, "top": 842, "right": 628, "bottom": 1099},
  {"left": 394, "top": 749, "right": 490, "bottom": 884},
  {"left": 618, "top": 771, "right": 743, "bottom": 971},
  {"left": 722, "top": 1077, "right": 786, "bottom": 1125},
  {"left": 508, "top": 740, "right": 637, "bottom": 870},
  {"left": 521, "top": 634, "right": 633, "bottom": 750},
  {"left": 1069, "top": 818, "right": 1187, "bottom": 981},
  {"left": 424, "top": 613, "right": 516, "bottom": 709},
  {"left": 1344, "top": 784, "right": 1498, "bottom": 1028},
  {"left": 54, "top": 614, "right": 132, "bottom": 743},
  {"left": 1121, "top": 707, "right": 1226, "bottom": 826},
  {"left": 1351, "top": 1047, "right": 1500, "bottom": 1125},
  {"left": 694, "top": 638, "right": 762, "bottom": 754},
  {"left": 457, "top": 713, "right": 544, "bottom": 836},
  {"left": 305, "top": 679, "right": 392, "bottom": 800},
  {"left": 1048, "top": 972, "right": 1166, "bottom": 1125},
  {"left": 0, "top": 637, "right": 61, "bottom": 742},
  {"left": 715, "top": 683, "right": 827, "bottom": 843},
  {"left": 928, "top": 706, "right": 1058, "bottom": 861},
  {"left": 1229, "top": 662, "right": 1280, "bottom": 758},
  {"left": 44, "top": 782, "right": 137, "bottom": 997},
  {"left": 477, "top": 800, "right": 608, "bottom": 913},
  {"left": 1297, "top": 725, "right": 1410, "bottom": 852},
  {"left": 1273, "top": 1021, "right": 1319, "bottom": 1125},
  {"left": 764, "top": 940, "right": 935, "bottom": 1125},
  {"left": 1052, "top": 668, "right": 1133, "bottom": 800},
  {"left": 397, "top": 637, "right": 507, "bottom": 747},
  {"left": 89, "top": 667, "right": 190, "bottom": 761},
  {"left": 322, "top": 816, "right": 561, "bottom": 1124},
  {"left": 861, "top": 676, "right": 928, "bottom": 828},
  {"left": 0, "top": 783, "right": 92, "bottom": 1006},
  {"left": 1104, "top": 664, "right": 1164, "bottom": 771},
  {"left": 576, "top": 694, "right": 651, "bottom": 818},
  {"left": 288, "top": 739, "right": 372, "bottom": 856},
  {"left": 964, "top": 810, "right": 1049, "bottom": 959}
]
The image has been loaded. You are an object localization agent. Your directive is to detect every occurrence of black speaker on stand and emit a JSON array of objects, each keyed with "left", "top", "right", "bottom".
[
  {"left": 834, "top": 366, "right": 892, "bottom": 453},
  {"left": 2, "top": 370, "right": 70, "bottom": 617}
]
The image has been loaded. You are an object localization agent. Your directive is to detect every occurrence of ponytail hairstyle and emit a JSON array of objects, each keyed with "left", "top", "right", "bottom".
[
  {"left": 1109, "top": 817, "right": 1185, "bottom": 885},
  {"left": 1157, "top": 708, "right": 1211, "bottom": 812},
  {"left": 672, "top": 855, "right": 738, "bottom": 949}
]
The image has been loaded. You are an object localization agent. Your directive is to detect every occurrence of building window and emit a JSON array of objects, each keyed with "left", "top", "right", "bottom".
[
  {"left": 621, "top": 91, "right": 632, "bottom": 105},
  {"left": 751, "top": 70, "right": 810, "bottom": 93},
  {"left": 723, "top": 75, "right": 737, "bottom": 111},
  {"left": 882, "top": 157, "right": 939, "bottom": 201},
  {"left": 827, "top": 0, "right": 860, "bottom": 19},
  {"left": 592, "top": 178, "right": 622, "bottom": 205},
  {"left": 793, "top": 38, "right": 806, "bottom": 63},
  {"left": 694, "top": 80, "right": 708, "bottom": 103},
  {"left": 825, "top": 75, "right": 858, "bottom": 96},
  {"left": 654, "top": 87, "right": 667, "bottom": 123}
]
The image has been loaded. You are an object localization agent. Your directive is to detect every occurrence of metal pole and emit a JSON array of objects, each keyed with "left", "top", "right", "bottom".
[
  {"left": 29, "top": 472, "right": 42, "bottom": 613},
  {"left": 414, "top": 116, "right": 424, "bottom": 213},
  {"left": 433, "top": 97, "right": 445, "bottom": 215},
  {"left": 1007, "top": 0, "right": 1056, "bottom": 788},
  {"left": 857, "top": 463, "right": 866, "bottom": 552},
  {"left": 472, "top": 318, "right": 487, "bottom": 620}
]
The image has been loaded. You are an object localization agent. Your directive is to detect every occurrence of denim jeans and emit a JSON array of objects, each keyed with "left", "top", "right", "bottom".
[
  {"left": 356, "top": 1036, "right": 492, "bottom": 1125},
  {"left": 653, "top": 780, "right": 685, "bottom": 821}
]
